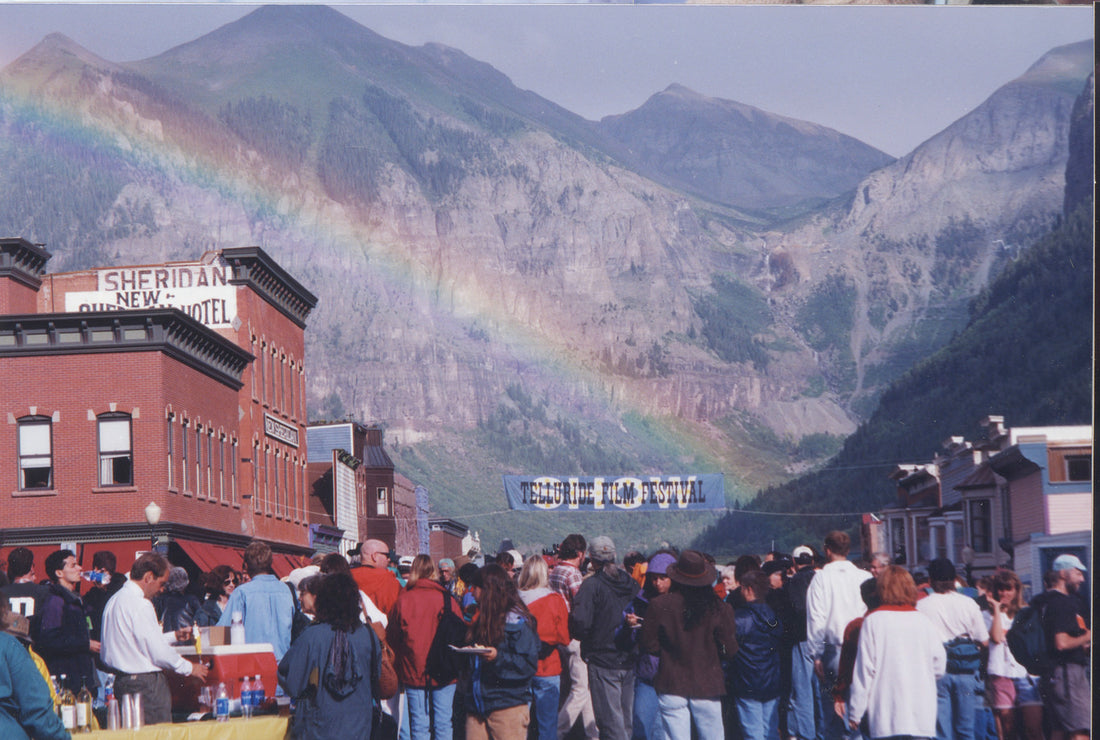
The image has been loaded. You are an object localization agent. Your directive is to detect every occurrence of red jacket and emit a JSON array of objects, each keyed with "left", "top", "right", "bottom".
[
  {"left": 351, "top": 565, "right": 402, "bottom": 618},
  {"left": 519, "top": 588, "right": 570, "bottom": 677},
  {"left": 387, "top": 579, "right": 463, "bottom": 687}
]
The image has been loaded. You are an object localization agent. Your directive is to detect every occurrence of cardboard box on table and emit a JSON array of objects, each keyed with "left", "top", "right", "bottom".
[{"left": 168, "top": 643, "right": 278, "bottom": 712}]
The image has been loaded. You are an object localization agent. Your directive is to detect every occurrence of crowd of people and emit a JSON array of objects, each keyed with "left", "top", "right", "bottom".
[{"left": 0, "top": 533, "right": 1090, "bottom": 740}]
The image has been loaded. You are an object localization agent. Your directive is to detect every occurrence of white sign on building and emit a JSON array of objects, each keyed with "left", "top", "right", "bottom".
[
  {"left": 334, "top": 453, "right": 359, "bottom": 547},
  {"left": 64, "top": 260, "right": 238, "bottom": 329}
]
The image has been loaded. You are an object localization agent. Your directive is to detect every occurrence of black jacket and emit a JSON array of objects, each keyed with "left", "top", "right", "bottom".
[
  {"left": 728, "top": 602, "right": 783, "bottom": 701},
  {"left": 34, "top": 584, "right": 98, "bottom": 693},
  {"left": 571, "top": 566, "right": 639, "bottom": 669}
]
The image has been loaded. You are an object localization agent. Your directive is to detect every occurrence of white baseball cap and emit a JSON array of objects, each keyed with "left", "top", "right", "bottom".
[{"left": 1051, "top": 554, "right": 1087, "bottom": 573}]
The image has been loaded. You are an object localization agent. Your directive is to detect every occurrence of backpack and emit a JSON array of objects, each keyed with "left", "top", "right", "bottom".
[
  {"left": 944, "top": 636, "right": 983, "bottom": 674},
  {"left": 1006, "top": 601, "right": 1050, "bottom": 675},
  {"left": 425, "top": 589, "right": 467, "bottom": 686}
]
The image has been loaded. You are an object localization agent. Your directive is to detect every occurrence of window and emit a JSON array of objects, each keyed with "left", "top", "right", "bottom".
[
  {"left": 1066, "top": 454, "right": 1091, "bottom": 482},
  {"left": 219, "top": 434, "right": 227, "bottom": 502},
  {"left": 291, "top": 456, "right": 299, "bottom": 522},
  {"left": 259, "top": 341, "right": 267, "bottom": 405},
  {"left": 968, "top": 499, "right": 992, "bottom": 553},
  {"left": 273, "top": 450, "right": 282, "bottom": 517},
  {"left": 263, "top": 445, "right": 271, "bottom": 515},
  {"left": 205, "top": 430, "right": 213, "bottom": 497},
  {"left": 1048, "top": 447, "right": 1092, "bottom": 483},
  {"left": 195, "top": 424, "right": 203, "bottom": 497},
  {"left": 283, "top": 454, "right": 291, "bottom": 518},
  {"left": 890, "top": 517, "right": 907, "bottom": 562},
  {"left": 18, "top": 416, "right": 53, "bottom": 490},
  {"left": 377, "top": 487, "right": 389, "bottom": 516},
  {"left": 231, "top": 438, "right": 239, "bottom": 505},
  {"left": 98, "top": 414, "right": 133, "bottom": 486},
  {"left": 181, "top": 419, "right": 189, "bottom": 493},
  {"left": 250, "top": 336, "right": 258, "bottom": 400},
  {"left": 287, "top": 359, "right": 295, "bottom": 418},
  {"left": 251, "top": 441, "right": 260, "bottom": 508},
  {"left": 262, "top": 343, "right": 271, "bottom": 406},
  {"left": 166, "top": 413, "right": 175, "bottom": 490},
  {"left": 276, "top": 352, "right": 284, "bottom": 411}
]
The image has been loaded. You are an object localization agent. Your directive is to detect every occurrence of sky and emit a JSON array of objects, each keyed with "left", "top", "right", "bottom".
[{"left": 0, "top": 3, "right": 1091, "bottom": 157}]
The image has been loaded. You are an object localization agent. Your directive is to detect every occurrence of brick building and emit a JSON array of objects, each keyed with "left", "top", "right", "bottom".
[{"left": 1, "top": 237, "right": 317, "bottom": 577}]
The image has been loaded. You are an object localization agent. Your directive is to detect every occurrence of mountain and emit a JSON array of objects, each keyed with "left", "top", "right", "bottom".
[
  {"left": 755, "top": 40, "right": 1093, "bottom": 417},
  {"left": 842, "top": 41, "right": 1092, "bottom": 242},
  {"left": 598, "top": 84, "right": 895, "bottom": 213},
  {"left": 695, "top": 72, "right": 1095, "bottom": 558},
  {"left": 0, "top": 7, "right": 1091, "bottom": 551}
]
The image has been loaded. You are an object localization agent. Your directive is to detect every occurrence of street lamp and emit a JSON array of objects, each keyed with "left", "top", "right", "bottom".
[{"left": 144, "top": 501, "right": 162, "bottom": 551}]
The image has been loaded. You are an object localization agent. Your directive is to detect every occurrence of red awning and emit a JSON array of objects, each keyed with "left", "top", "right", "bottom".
[
  {"left": 271, "top": 553, "right": 308, "bottom": 579},
  {"left": 174, "top": 540, "right": 306, "bottom": 579},
  {"left": 175, "top": 540, "right": 245, "bottom": 575}
]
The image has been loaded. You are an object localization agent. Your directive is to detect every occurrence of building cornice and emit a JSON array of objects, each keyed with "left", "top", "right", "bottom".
[
  {"left": 0, "top": 309, "right": 253, "bottom": 389},
  {"left": 0, "top": 237, "right": 52, "bottom": 290},
  {"left": 221, "top": 247, "right": 317, "bottom": 329}
]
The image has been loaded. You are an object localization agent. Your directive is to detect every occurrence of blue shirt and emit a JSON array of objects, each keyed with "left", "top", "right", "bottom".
[{"left": 217, "top": 574, "right": 295, "bottom": 660}]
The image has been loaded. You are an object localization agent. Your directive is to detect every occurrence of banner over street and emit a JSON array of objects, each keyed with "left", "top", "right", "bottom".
[{"left": 503, "top": 474, "right": 724, "bottom": 512}]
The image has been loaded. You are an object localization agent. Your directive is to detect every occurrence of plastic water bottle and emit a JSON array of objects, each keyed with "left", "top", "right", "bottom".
[
  {"left": 214, "top": 682, "right": 230, "bottom": 722},
  {"left": 49, "top": 675, "right": 60, "bottom": 718},
  {"left": 239, "top": 675, "right": 253, "bottom": 719},
  {"left": 105, "top": 677, "right": 121, "bottom": 731},
  {"left": 252, "top": 674, "right": 265, "bottom": 711},
  {"left": 230, "top": 611, "right": 246, "bottom": 645}
]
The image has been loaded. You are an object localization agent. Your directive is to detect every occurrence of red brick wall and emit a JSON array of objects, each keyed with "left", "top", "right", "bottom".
[
  {"left": 231, "top": 286, "right": 309, "bottom": 546},
  {"left": 0, "top": 279, "right": 39, "bottom": 314},
  {"left": 3, "top": 352, "right": 246, "bottom": 534}
]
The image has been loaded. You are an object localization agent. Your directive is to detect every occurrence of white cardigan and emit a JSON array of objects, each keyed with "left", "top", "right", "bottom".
[{"left": 848, "top": 607, "right": 946, "bottom": 739}]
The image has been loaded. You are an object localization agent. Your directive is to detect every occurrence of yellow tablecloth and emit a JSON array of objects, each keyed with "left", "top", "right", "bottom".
[{"left": 86, "top": 715, "right": 288, "bottom": 739}]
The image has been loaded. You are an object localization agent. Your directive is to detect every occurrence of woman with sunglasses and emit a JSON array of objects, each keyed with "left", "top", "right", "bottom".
[{"left": 195, "top": 565, "right": 238, "bottom": 627}]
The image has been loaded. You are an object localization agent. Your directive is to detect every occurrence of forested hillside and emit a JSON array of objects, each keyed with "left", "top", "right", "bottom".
[{"left": 696, "top": 196, "right": 1094, "bottom": 557}]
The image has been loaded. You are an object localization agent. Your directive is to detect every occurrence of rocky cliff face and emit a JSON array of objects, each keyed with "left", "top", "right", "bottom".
[
  {"left": 843, "top": 42, "right": 1091, "bottom": 243},
  {"left": 754, "top": 41, "right": 1093, "bottom": 410}
]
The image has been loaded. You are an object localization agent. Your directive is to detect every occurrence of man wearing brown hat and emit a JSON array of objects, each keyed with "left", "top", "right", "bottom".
[{"left": 571, "top": 535, "right": 639, "bottom": 740}]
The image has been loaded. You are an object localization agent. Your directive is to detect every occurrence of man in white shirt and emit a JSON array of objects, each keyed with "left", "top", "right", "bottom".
[
  {"left": 101, "top": 553, "right": 209, "bottom": 725},
  {"left": 806, "top": 531, "right": 872, "bottom": 740},
  {"left": 916, "top": 558, "right": 989, "bottom": 740}
]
